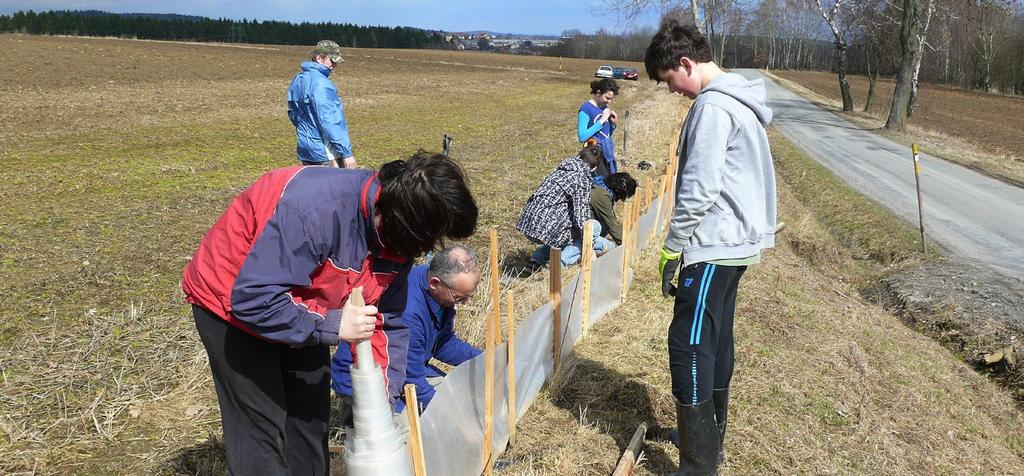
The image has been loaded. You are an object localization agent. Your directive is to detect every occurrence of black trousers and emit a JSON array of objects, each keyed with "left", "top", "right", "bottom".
[
  {"left": 667, "top": 263, "right": 746, "bottom": 405},
  {"left": 193, "top": 305, "right": 331, "bottom": 475}
]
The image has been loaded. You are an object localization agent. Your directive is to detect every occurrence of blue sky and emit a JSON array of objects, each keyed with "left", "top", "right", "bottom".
[{"left": 0, "top": 1, "right": 665, "bottom": 36}]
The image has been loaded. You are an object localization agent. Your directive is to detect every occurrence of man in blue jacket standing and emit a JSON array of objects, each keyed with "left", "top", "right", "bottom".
[
  {"left": 332, "top": 245, "right": 482, "bottom": 419},
  {"left": 287, "top": 40, "right": 357, "bottom": 168}
]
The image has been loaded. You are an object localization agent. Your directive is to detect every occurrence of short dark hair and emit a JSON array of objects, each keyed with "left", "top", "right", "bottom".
[
  {"left": 578, "top": 144, "right": 603, "bottom": 169},
  {"left": 590, "top": 78, "right": 619, "bottom": 95},
  {"left": 644, "top": 19, "right": 713, "bottom": 82},
  {"left": 605, "top": 173, "right": 638, "bottom": 201},
  {"left": 376, "top": 151, "right": 478, "bottom": 257}
]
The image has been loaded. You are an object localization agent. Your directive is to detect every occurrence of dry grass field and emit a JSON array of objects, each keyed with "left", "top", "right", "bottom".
[
  {"left": 2, "top": 33, "right": 1023, "bottom": 475},
  {"left": 769, "top": 70, "right": 1024, "bottom": 186}
]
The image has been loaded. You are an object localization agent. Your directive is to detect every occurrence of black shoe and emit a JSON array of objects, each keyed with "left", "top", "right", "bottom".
[{"left": 670, "top": 399, "right": 720, "bottom": 476}]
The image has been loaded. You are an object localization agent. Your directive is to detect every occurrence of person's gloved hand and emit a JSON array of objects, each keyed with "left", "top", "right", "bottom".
[{"left": 659, "top": 246, "right": 682, "bottom": 297}]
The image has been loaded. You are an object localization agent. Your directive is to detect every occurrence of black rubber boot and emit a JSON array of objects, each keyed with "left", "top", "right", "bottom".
[
  {"left": 712, "top": 388, "right": 729, "bottom": 466},
  {"left": 670, "top": 400, "right": 720, "bottom": 476}
]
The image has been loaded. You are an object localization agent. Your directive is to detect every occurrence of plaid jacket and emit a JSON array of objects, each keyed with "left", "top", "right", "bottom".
[{"left": 516, "top": 156, "right": 592, "bottom": 247}]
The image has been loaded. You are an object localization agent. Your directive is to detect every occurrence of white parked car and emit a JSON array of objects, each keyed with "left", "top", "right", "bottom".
[{"left": 594, "top": 65, "right": 614, "bottom": 78}]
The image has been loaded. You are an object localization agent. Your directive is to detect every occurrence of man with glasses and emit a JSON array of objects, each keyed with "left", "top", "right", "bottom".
[
  {"left": 287, "top": 40, "right": 357, "bottom": 168},
  {"left": 331, "top": 245, "right": 482, "bottom": 422}
]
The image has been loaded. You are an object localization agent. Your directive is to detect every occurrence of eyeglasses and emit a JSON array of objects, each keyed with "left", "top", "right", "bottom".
[{"left": 440, "top": 279, "right": 474, "bottom": 305}]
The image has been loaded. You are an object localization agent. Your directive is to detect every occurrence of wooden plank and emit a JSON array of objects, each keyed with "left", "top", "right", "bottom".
[
  {"left": 550, "top": 247, "right": 562, "bottom": 370},
  {"left": 620, "top": 199, "right": 632, "bottom": 302},
  {"left": 631, "top": 188, "right": 643, "bottom": 252},
  {"left": 644, "top": 178, "right": 654, "bottom": 211},
  {"left": 610, "top": 422, "right": 648, "bottom": 476},
  {"left": 489, "top": 228, "right": 502, "bottom": 344},
  {"left": 482, "top": 243, "right": 497, "bottom": 472},
  {"left": 581, "top": 220, "right": 593, "bottom": 334},
  {"left": 505, "top": 291, "right": 517, "bottom": 446},
  {"left": 404, "top": 384, "right": 427, "bottom": 476}
]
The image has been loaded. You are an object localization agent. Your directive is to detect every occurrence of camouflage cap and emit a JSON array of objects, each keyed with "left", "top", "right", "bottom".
[{"left": 312, "top": 40, "right": 345, "bottom": 64}]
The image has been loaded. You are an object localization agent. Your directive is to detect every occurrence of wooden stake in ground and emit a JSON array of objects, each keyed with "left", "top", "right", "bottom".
[
  {"left": 482, "top": 232, "right": 498, "bottom": 474},
  {"left": 505, "top": 291, "right": 517, "bottom": 446},
  {"left": 911, "top": 143, "right": 927, "bottom": 253},
  {"left": 611, "top": 422, "right": 648, "bottom": 476},
  {"left": 632, "top": 187, "right": 644, "bottom": 250},
  {"left": 489, "top": 228, "right": 502, "bottom": 344},
  {"left": 403, "top": 384, "right": 426, "bottom": 476},
  {"left": 581, "top": 221, "right": 593, "bottom": 334},
  {"left": 654, "top": 176, "right": 665, "bottom": 230},
  {"left": 550, "top": 247, "right": 562, "bottom": 370},
  {"left": 620, "top": 199, "right": 633, "bottom": 302},
  {"left": 643, "top": 178, "right": 654, "bottom": 212}
]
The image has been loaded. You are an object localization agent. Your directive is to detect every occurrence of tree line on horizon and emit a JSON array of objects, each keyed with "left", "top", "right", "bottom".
[{"left": 0, "top": 10, "right": 448, "bottom": 49}]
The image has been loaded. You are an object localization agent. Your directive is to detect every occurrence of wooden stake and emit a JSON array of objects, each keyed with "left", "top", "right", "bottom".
[
  {"left": 404, "top": 384, "right": 427, "bottom": 476},
  {"left": 644, "top": 178, "right": 654, "bottom": 212},
  {"left": 505, "top": 291, "right": 517, "bottom": 446},
  {"left": 581, "top": 220, "right": 593, "bottom": 334},
  {"left": 620, "top": 199, "right": 633, "bottom": 302},
  {"left": 482, "top": 266, "right": 496, "bottom": 471},
  {"left": 550, "top": 247, "right": 562, "bottom": 370},
  {"left": 632, "top": 187, "right": 643, "bottom": 250},
  {"left": 489, "top": 228, "right": 502, "bottom": 344},
  {"left": 611, "top": 422, "right": 648, "bottom": 476}
]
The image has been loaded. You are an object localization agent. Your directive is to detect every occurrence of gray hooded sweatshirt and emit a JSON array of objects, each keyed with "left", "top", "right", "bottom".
[{"left": 665, "top": 72, "right": 777, "bottom": 265}]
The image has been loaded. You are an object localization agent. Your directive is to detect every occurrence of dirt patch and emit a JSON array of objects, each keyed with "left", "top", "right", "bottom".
[{"left": 878, "top": 258, "right": 1024, "bottom": 401}]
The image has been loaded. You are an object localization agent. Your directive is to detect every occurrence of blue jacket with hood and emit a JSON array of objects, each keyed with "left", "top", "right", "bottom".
[{"left": 287, "top": 61, "right": 353, "bottom": 164}]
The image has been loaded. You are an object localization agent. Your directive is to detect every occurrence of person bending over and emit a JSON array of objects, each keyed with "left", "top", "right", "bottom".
[
  {"left": 590, "top": 172, "right": 638, "bottom": 245},
  {"left": 182, "top": 151, "right": 477, "bottom": 475},
  {"left": 517, "top": 145, "right": 614, "bottom": 267}
]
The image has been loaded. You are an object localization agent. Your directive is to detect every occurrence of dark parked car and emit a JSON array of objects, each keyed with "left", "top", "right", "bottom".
[{"left": 611, "top": 66, "right": 639, "bottom": 81}]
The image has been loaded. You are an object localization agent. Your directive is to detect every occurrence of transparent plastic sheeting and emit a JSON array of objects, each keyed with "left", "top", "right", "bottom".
[{"left": 418, "top": 199, "right": 666, "bottom": 476}]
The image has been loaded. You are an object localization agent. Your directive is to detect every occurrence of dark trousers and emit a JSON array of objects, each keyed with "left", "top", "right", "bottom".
[
  {"left": 668, "top": 263, "right": 746, "bottom": 405},
  {"left": 193, "top": 305, "right": 331, "bottom": 475}
]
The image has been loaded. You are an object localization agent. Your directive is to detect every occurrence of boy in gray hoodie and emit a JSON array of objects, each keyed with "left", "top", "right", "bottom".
[{"left": 645, "top": 20, "right": 776, "bottom": 476}]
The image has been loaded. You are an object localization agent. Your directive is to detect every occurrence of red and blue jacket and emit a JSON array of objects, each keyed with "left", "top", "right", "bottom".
[{"left": 182, "top": 166, "right": 411, "bottom": 403}]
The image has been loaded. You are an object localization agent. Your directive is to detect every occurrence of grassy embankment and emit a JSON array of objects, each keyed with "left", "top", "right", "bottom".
[{"left": 491, "top": 127, "right": 1024, "bottom": 474}]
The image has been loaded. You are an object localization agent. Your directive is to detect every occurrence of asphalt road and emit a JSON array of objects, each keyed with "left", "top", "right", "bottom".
[{"left": 734, "top": 69, "right": 1024, "bottom": 282}]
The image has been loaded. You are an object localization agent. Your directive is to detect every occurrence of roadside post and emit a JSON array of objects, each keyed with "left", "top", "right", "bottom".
[{"left": 912, "top": 143, "right": 927, "bottom": 253}]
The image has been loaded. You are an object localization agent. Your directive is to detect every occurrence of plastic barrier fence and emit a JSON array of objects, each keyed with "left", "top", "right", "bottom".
[{"left": 418, "top": 193, "right": 667, "bottom": 476}]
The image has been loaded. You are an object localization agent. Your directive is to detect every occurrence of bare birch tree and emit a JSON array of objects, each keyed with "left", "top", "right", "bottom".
[{"left": 815, "top": 0, "right": 856, "bottom": 110}]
